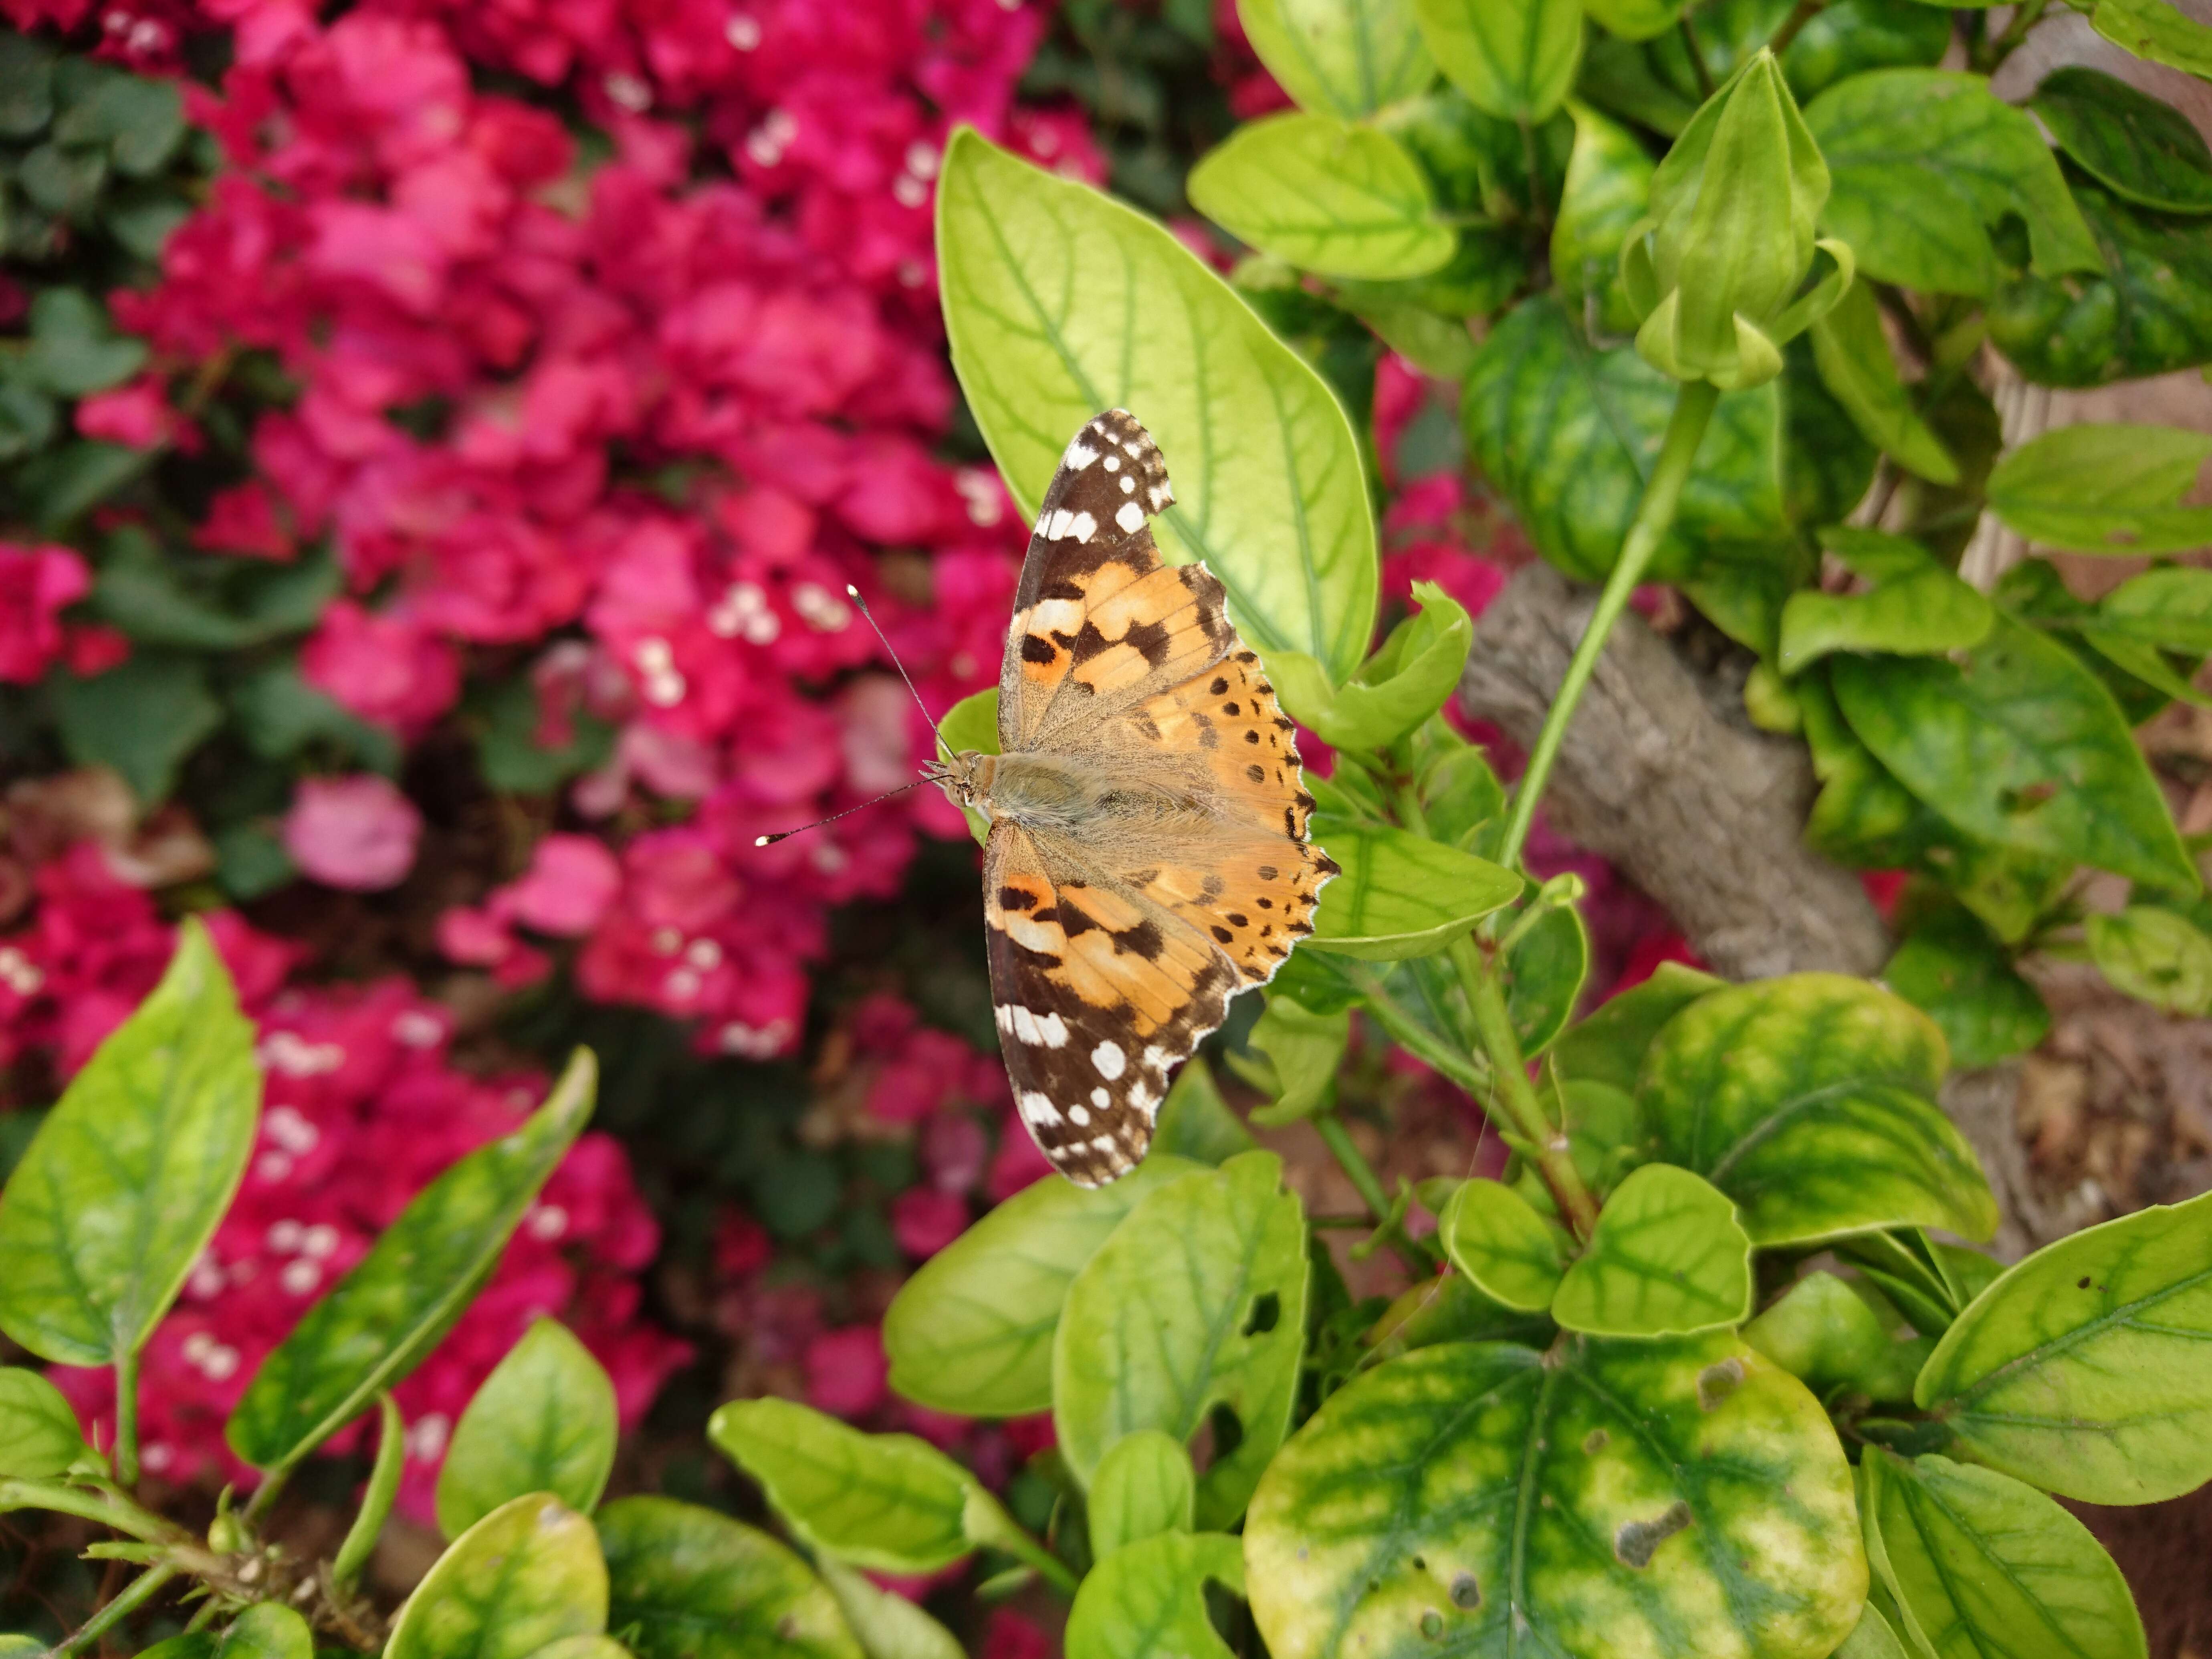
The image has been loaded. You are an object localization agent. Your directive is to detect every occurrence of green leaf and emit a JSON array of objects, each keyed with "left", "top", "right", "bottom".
[
  {"left": 208, "top": 1605, "right": 313, "bottom": 1659},
  {"left": 52, "top": 69, "right": 184, "bottom": 176},
  {"left": 882, "top": 1156, "right": 1202, "bottom": 1416},
  {"left": 1364, "top": 1262, "right": 1557, "bottom": 1359},
  {"left": 1988, "top": 175, "right": 2212, "bottom": 387},
  {"left": 1150, "top": 1058, "right": 1257, "bottom": 1165},
  {"left": 1189, "top": 114, "right": 1454, "bottom": 280},
  {"left": 1066, "top": 1532, "right": 1245, "bottom": 1659},
  {"left": 1266, "top": 582, "right": 1471, "bottom": 751},
  {"left": 1883, "top": 906, "right": 2049, "bottom": 1068},
  {"left": 1553, "top": 962, "right": 1724, "bottom": 1090},
  {"left": 1550, "top": 101, "right": 1655, "bottom": 337},
  {"left": 2086, "top": 0, "right": 2212, "bottom": 79},
  {"left": 1917, "top": 1187, "right": 2212, "bottom": 1504},
  {"left": 227, "top": 1051, "right": 597, "bottom": 1471},
  {"left": 385, "top": 1494, "right": 607, "bottom": 1659},
  {"left": 1582, "top": 0, "right": 1689, "bottom": 43},
  {"left": 1414, "top": 0, "right": 1581, "bottom": 121},
  {"left": 230, "top": 659, "right": 399, "bottom": 774},
  {"left": 1861, "top": 1450, "right": 2145, "bottom": 1659},
  {"left": 1500, "top": 896, "right": 1589, "bottom": 1056},
  {"left": 474, "top": 676, "right": 612, "bottom": 795},
  {"left": 1780, "top": 0, "right": 1952, "bottom": 103},
  {"left": 1417, "top": 736, "right": 1506, "bottom": 849},
  {"left": 0, "top": 32, "right": 55, "bottom": 137},
  {"left": 23, "top": 287, "right": 146, "bottom": 397},
  {"left": 1743, "top": 1271, "right": 1927, "bottom": 1402},
  {"left": 1230, "top": 994, "right": 1350, "bottom": 1126},
  {"left": 1551, "top": 1163, "right": 1753, "bottom": 1337},
  {"left": 815, "top": 1558, "right": 962, "bottom": 1659},
  {"left": 1439, "top": 1177, "right": 1565, "bottom": 1311},
  {"left": 708, "top": 1397, "right": 987, "bottom": 1574},
  {"left": 598, "top": 1496, "right": 859, "bottom": 1659},
  {"left": 0, "top": 1366, "right": 88, "bottom": 1477},
  {"left": 935, "top": 686, "right": 999, "bottom": 757},
  {"left": 2095, "top": 565, "right": 2212, "bottom": 654},
  {"left": 2086, "top": 905, "right": 2212, "bottom": 1014},
  {"left": 50, "top": 651, "right": 223, "bottom": 807},
  {"left": 1305, "top": 822, "right": 1520, "bottom": 958},
  {"left": 1638, "top": 972, "right": 1997, "bottom": 1247},
  {"left": 0, "top": 919, "right": 257, "bottom": 1367},
  {"left": 1088, "top": 1430, "right": 1196, "bottom": 1559},
  {"left": 436, "top": 1318, "right": 617, "bottom": 1540},
  {"left": 1054, "top": 1150, "right": 1310, "bottom": 1528},
  {"left": 1778, "top": 528, "right": 1991, "bottom": 672},
  {"left": 1236, "top": 0, "right": 1437, "bottom": 117},
  {"left": 2032, "top": 67, "right": 2212, "bottom": 215},
  {"left": 1987, "top": 424, "right": 2212, "bottom": 555},
  {"left": 1462, "top": 296, "right": 1792, "bottom": 583},
  {"left": 526, "top": 1642, "right": 633, "bottom": 1659},
  {"left": 1244, "top": 1335, "right": 1866, "bottom": 1659},
  {"left": 1804, "top": 69, "right": 2101, "bottom": 296},
  {"left": 1838, "top": 1228, "right": 1970, "bottom": 1339},
  {"left": 1831, "top": 614, "right": 2198, "bottom": 890},
  {"left": 1835, "top": 1600, "right": 1910, "bottom": 1659},
  {"left": 1808, "top": 280, "right": 1960, "bottom": 484},
  {"left": 940, "top": 127, "right": 1377, "bottom": 684}
]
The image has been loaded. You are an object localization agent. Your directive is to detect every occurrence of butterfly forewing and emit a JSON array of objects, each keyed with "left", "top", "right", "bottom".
[{"left": 981, "top": 410, "right": 1337, "bottom": 1187}]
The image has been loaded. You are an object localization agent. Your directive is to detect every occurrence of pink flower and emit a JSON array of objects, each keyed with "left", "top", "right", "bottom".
[
  {"left": 0, "top": 543, "right": 91, "bottom": 685},
  {"left": 500, "top": 834, "right": 621, "bottom": 936},
  {"left": 980, "top": 1611, "right": 1053, "bottom": 1659},
  {"left": 891, "top": 1188, "right": 969, "bottom": 1259},
  {"left": 283, "top": 775, "right": 422, "bottom": 891},
  {"left": 75, "top": 377, "right": 184, "bottom": 450},
  {"left": 804, "top": 1325, "right": 888, "bottom": 1419},
  {"left": 300, "top": 601, "right": 462, "bottom": 738},
  {"left": 197, "top": 481, "right": 295, "bottom": 561}
]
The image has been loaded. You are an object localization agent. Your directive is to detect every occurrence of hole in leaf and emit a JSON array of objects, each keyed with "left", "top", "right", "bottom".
[
  {"left": 1243, "top": 1292, "right": 1281, "bottom": 1337},
  {"left": 1696, "top": 1358, "right": 1744, "bottom": 1412},
  {"left": 1411, "top": 1556, "right": 1426, "bottom": 1571},
  {"left": 1207, "top": 1402, "right": 1244, "bottom": 1465},
  {"left": 1614, "top": 1500, "right": 1693, "bottom": 1569},
  {"left": 1451, "top": 1573, "right": 1481, "bottom": 1609}
]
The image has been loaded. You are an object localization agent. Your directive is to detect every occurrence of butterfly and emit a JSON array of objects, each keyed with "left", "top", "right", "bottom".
[{"left": 930, "top": 410, "right": 1338, "bottom": 1187}]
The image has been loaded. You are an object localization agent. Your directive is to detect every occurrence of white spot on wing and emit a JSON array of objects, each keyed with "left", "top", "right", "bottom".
[
  {"left": 1091, "top": 1086, "right": 1110, "bottom": 1107},
  {"left": 1019, "top": 1091, "right": 1060, "bottom": 1127},
  {"left": 1142, "top": 1045, "right": 1170, "bottom": 1072},
  {"left": 1147, "top": 483, "right": 1173, "bottom": 510},
  {"left": 997, "top": 1004, "right": 1069, "bottom": 1047},
  {"left": 1119, "top": 474, "right": 1136, "bottom": 494},
  {"left": 1069, "top": 1104, "right": 1091, "bottom": 1126},
  {"left": 1103, "top": 454, "right": 1121, "bottom": 472},
  {"left": 1092, "top": 1040, "right": 1127, "bottom": 1080},
  {"left": 1130, "top": 1080, "right": 1159, "bottom": 1116},
  {"left": 1063, "top": 439, "right": 1099, "bottom": 470},
  {"left": 1069, "top": 511, "right": 1097, "bottom": 543},
  {"left": 1115, "top": 500, "right": 1145, "bottom": 533}
]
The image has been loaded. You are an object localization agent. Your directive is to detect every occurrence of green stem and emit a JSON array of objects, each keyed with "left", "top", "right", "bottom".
[
  {"left": 49, "top": 1564, "right": 180, "bottom": 1657},
  {"left": 1495, "top": 379, "right": 1722, "bottom": 873},
  {"left": 0, "top": 1480, "right": 182, "bottom": 1544},
  {"left": 995, "top": 1526, "right": 1079, "bottom": 1596},
  {"left": 1313, "top": 1116, "right": 1433, "bottom": 1273},
  {"left": 1450, "top": 938, "right": 1600, "bottom": 1240},
  {"left": 114, "top": 1348, "right": 140, "bottom": 1489},
  {"left": 1678, "top": 13, "right": 1716, "bottom": 98},
  {"left": 331, "top": 1394, "right": 404, "bottom": 1595},
  {"left": 240, "top": 1461, "right": 292, "bottom": 1529},
  {"left": 1766, "top": 0, "right": 1826, "bottom": 55}
]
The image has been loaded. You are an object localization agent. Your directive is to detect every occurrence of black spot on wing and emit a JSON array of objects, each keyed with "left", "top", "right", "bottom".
[
  {"left": 1021, "top": 633, "right": 1057, "bottom": 665},
  {"left": 1124, "top": 616, "right": 1172, "bottom": 666}
]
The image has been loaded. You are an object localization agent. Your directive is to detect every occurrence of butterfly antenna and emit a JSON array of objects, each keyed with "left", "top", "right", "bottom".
[
  {"left": 754, "top": 778, "right": 930, "bottom": 847},
  {"left": 844, "top": 583, "right": 953, "bottom": 763}
]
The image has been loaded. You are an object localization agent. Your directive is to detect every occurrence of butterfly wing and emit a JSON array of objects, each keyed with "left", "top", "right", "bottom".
[{"left": 997, "top": 409, "right": 1230, "bottom": 753}]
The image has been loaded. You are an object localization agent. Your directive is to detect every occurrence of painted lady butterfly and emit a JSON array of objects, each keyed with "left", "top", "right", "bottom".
[{"left": 931, "top": 411, "right": 1339, "bottom": 1186}]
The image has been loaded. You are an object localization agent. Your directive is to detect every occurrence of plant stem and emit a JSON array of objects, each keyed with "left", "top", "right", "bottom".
[
  {"left": 1679, "top": 13, "right": 1717, "bottom": 98},
  {"left": 331, "top": 1394, "right": 404, "bottom": 1595},
  {"left": 1449, "top": 938, "right": 1601, "bottom": 1241},
  {"left": 1313, "top": 1115, "right": 1432, "bottom": 1274},
  {"left": 1766, "top": 0, "right": 1827, "bottom": 55},
  {"left": 114, "top": 1348, "right": 140, "bottom": 1489},
  {"left": 240, "top": 1463, "right": 291, "bottom": 1529},
  {"left": 49, "top": 1564, "right": 180, "bottom": 1657},
  {"left": 995, "top": 1526, "right": 1079, "bottom": 1596},
  {"left": 1494, "top": 378, "right": 1722, "bottom": 872},
  {"left": 0, "top": 1480, "right": 182, "bottom": 1544}
]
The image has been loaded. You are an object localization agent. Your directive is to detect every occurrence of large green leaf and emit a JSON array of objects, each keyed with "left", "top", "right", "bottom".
[
  {"left": 597, "top": 1496, "right": 860, "bottom": 1659},
  {"left": 708, "top": 1397, "right": 988, "bottom": 1574},
  {"left": 815, "top": 1558, "right": 963, "bottom": 1659},
  {"left": 1440, "top": 1178, "right": 1565, "bottom": 1312},
  {"left": 227, "top": 1051, "right": 597, "bottom": 1471},
  {"left": 2087, "top": 905, "right": 2212, "bottom": 1015},
  {"left": 1415, "top": 0, "right": 1581, "bottom": 121},
  {"left": 881, "top": 1155, "right": 1200, "bottom": 1416},
  {"left": 50, "top": 651, "right": 223, "bottom": 807},
  {"left": 1989, "top": 176, "right": 2212, "bottom": 386},
  {"left": 1066, "top": 1532, "right": 1245, "bottom": 1659},
  {"left": 1637, "top": 973, "right": 1997, "bottom": 1247},
  {"left": 209, "top": 1605, "right": 313, "bottom": 1659},
  {"left": 1244, "top": 1336, "right": 1866, "bottom": 1659},
  {"left": 1189, "top": 115, "right": 1454, "bottom": 279},
  {"left": 1804, "top": 69, "right": 2100, "bottom": 296},
  {"left": 1986, "top": 424, "right": 2212, "bottom": 555},
  {"left": 1830, "top": 614, "right": 2197, "bottom": 890},
  {"left": 0, "top": 1366, "right": 88, "bottom": 1477},
  {"left": 2086, "top": 0, "right": 2212, "bottom": 79},
  {"left": 1551, "top": 1163, "right": 1753, "bottom": 1338},
  {"left": 435, "top": 1318, "right": 617, "bottom": 1540},
  {"left": 0, "top": 919, "right": 258, "bottom": 1368},
  {"left": 1883, "top": 906, "right": 2049, "bottom": 1068},
  {"left": 22, "top": 287, "right": 144, "bottom": 397},
  {"left": 2032, "top": 67, "right": 2212, "bottom": 215},
  {"left": 1089, "top": 1429, "right": 1196, "bottom": 1559},
  {"left": 2094, "top": 565, "right": 2212, "bottom": 654},
  {"left": 1780, "top": 0, "right": 1951, "bottom": 102},
  {"left": 939, "top": 127, "right": 1377, "bottom": 683},
  {"left": 1777, "top": 528, "right": 1990, "bottom": 672},
  {"left": 385, "top": 1495, "right": 607, "bottom": 1659},
  {"left": 1151, "top": 1056, "right": 1259, "bottom": 1166},
  {"left": 1860, "top": 1451, "right": 2145, "bottom": 1659},
  {"left": 1807, "top": 280, "right": 1960, "bottom": 485},
  {"left": 1916, "top": 1188, "right": 2212, "bottom": 1505},
  {"left": 1054, "top": 1150, "right": 1309, "bottom": 1528},
  {"left": 1237, "top": 0, "right": 1437, "bottom": 117},
  {"left": 1553, "top": 962, "right": 1724, "bottom": 1091},
  {"left": 1550, "top": 100, "right": 1654, "bottom": 336},
  {"left": 1742, "top": 1272, "right": 1925, "bottom": 1403},
  {"left": 1306, "top": 822, "right": 1520, "bottom": 959},
  {"left": 1462, "top": 296, "right": 1792, "bottom": 583}
]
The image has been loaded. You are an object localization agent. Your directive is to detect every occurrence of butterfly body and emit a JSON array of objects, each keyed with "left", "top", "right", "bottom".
[{"left": 938, "top": 410, "right": 1338, "bottom": 1189}]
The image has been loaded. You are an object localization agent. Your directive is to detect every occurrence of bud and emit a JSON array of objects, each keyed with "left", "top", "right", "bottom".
[{"left": 1619, "top": 50, "right": 1853, "bottom": 390}]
